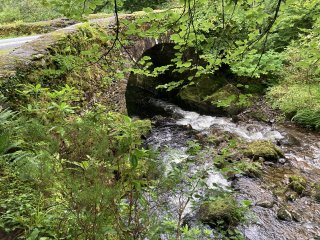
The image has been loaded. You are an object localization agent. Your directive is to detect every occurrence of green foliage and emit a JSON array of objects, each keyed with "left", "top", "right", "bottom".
[
  {"left": 268, "top": 0, "right": 320, "bottom": 51},
  {"left": 186, "top": 140, "right": 202, "bottom": 155},
  {"left": 16, "top": 83, "right": 80, "bottom": 123},
  {"left": 46, "top": 0, "right": 171, "bottom": 19},
  {"left": 2, "top": 0, "right": 320, "bottom": 238},
  {"left": 121, "top": 0, "right": 169, "bottom": 12},
  {"left": 0, "top": 103, "right": 250, "bottom": 239},
  {"left": 268, "top": 84, "right": 320, "bottom": 129},
  {"left": 0, "top": 0, "right": 60, "bottom": 23},
  {"left": 232, "top": 160, "right": 262, "bottom": 178},
  {"left": 0, "top": 105, "right": 156, "bottom": 239},
  {"left": 267, "top": 17, "right": 320, "bottom": 129}
]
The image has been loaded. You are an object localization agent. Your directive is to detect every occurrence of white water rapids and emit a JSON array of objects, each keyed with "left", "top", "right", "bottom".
[
  {"left": 143, "top": 98, "right": 320, "bottom": 239},
  {"left": 150, "top": 98, "right": 284, "bottom": 141}
]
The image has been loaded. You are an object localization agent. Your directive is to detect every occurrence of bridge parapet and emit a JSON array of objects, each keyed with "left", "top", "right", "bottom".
[{"left": 0, "top": 13, "right": 172, "bottom": 113}]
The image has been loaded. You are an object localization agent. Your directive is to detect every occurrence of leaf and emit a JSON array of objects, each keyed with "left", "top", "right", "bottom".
[
  {"left": 130, "top": 154, "right": 138, "bottom": 169},
  {"left": 27, "top": 228, "right": 40, "bottom": 240},
  {"left": 143, "top": 7, "right": 153, "bottom": 13}
]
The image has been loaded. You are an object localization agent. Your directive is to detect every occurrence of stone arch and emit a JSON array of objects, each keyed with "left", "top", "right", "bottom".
[
  {"left": 124, "top": 41, "right": 181, "bottom": 116},
  {"left": 111, "top": 35, "right": 174, "bottom": 114}
]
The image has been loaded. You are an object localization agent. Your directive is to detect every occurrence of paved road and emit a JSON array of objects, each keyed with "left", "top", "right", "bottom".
[{"left": 0, "top": 35, "right": 42, "bottom": 51}]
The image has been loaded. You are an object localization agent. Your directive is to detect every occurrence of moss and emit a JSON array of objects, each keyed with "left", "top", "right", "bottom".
[
  {"left": 235, "top": 160, "right": 262, "bottom": 178},
  {"left": 178, "top": 75, "right": 225, "bottom": 104},
  {"left": 205, "top": 84, "right": 255, "bottom": 115},
  {"left": 244, "top": 140, "right": 284, "bottom": 162},
  {"left": 199, "top": 194, "right": 243, "bottom": 227},
  {"left": 288, "top": 175, "right": 306, "bottom": 195}
]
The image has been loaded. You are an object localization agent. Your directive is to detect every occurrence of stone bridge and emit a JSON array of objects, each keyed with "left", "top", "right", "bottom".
[{"left": 0, "top": 14, "right": 172, "bottom": 113}]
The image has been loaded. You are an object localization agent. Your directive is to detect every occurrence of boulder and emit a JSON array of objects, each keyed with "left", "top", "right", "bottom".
[
  {"left": 256, "top": 200, "right": 274, "bottom": 208},
  {"left": 204, "top": 84, "right": 248, "bottom": 115},
  {"left": 277, "top": 207, "right": 292, "bottom": 221},
  {"left": 198, "top": 195, "right": 241, "bottom": 227},
  {"left": 178, "top": 74, "right": 225, "bottom": 113},
  {"left": 244, "top": 140, "right": 285, "bottom": 162}
]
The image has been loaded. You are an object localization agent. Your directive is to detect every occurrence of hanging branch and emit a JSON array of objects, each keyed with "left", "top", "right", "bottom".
[
  {"left": 76, "top": 0, "right": 120, "bottom": 70},
  {"left": 244, "top": 0, "right": 282, "bottom": 52},
  {"left": 81, "top": 0, "right": 89, "bottom": 16},
  {"left": 250, "top": 33, "right": 269, "bottom": 77},
  {"left": 222, "top": 0, "right": 225, "bottom": 29},
  {"left": 95, "top": 0, "right": 120, "bottom": 62},
  {"left": 227, "top": 0, "right": 238, "bottom": 25}
]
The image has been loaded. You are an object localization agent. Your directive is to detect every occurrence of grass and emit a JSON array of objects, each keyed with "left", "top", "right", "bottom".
[
  {"left": 0, "top": 49, "right": 12, "bottom": 55},
  {"left": 0, "top": 19, "right": 75, "bottom": 39},
  {"left": 268, "top": 83, "right": 320, "bottom": 129}
]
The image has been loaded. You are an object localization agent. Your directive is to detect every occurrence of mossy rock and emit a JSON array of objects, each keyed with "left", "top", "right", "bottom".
[
  {"left": 277, "top": 207, "right": 292, "bottom": 221},
  {"left": 244, "top": 140, "right": 284, "bottom": 162},
  {"left": 177, "top": 75, "right": 226, "bottom": 112},
  {"left": 205, "top": 84, "right": 255, "bottom": 115},
  {"left": 235, "top": 159, "right": 262, "bottom": 178},
  {"left": 288, "top": 175, "right": 307, "bottom": 195},
  {"left": 198, "top": 195, "right": 241, "bottom": 227},
  {"left": 178, "top": 75, "right": 224, "bottom": 101}
]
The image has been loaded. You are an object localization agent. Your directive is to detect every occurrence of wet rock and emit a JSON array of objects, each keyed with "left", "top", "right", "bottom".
[
  {"left": 204, "top": 84, "right": 255, "bottom": 115},
  {"left": 182, "top": 213, "right": 197, "bottom": 228},
  {"left": 279, "top": 158, "right": 286, "bottom": 164},
  {"left": 264, "top": 161, "right": 275, "bottom": 166},
  {"left": 244, "top": 140, "right": 285, "bottom": 162},
  {"left": 177, "top": 74, "right": 226, "bottom": 114},
  {"left": 281, "top": 133, "right": 301, "bottom": 147},
  {"left": 277, "top": 208, "right": 292, "bottom": 221},
  {"left": 291, "top": 210, "right": 301, "bottom": 222},
  {"left": 195, "top": 133, "right": 206, "bottom": 140},
  {"left": 285, "top": 191, "right": 299, "bottom": 201},
  {"left": 256, "top": 200, "right": 274, "bottom": 208}
]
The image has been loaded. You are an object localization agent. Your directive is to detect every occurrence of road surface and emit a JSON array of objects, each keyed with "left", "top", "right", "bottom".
[{"left": 0, "top": 35, "right": 42, "bottom": 51}]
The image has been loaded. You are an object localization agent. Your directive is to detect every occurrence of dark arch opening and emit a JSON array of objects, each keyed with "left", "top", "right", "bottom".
[{"left": 125, "top": 43, "right": 181, "bottom": 118}]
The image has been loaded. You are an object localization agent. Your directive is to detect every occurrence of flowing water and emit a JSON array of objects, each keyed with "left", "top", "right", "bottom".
[{"left": 129, "top": 95, "right": 320, "bottom": 239}]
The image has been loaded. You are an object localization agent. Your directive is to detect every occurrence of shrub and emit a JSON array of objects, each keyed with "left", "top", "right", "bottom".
[{"left": 268, "top": 84, "right": 320, "bottom": 129}]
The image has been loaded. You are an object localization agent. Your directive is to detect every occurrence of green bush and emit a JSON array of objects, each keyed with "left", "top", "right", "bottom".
[
  {"left": 0, "top": 0, "right": 60, "bottom": 23},
  {"left": 268, "top": 84, "right": 320, "bottom": 129},
  {"left": 0, "top": 19, "right": 75, "bottom": 39}
]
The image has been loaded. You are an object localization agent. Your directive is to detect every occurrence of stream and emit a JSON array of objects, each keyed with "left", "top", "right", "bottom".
[{"left": 128, "top": 93, "right": 320, "bottom": 239}]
